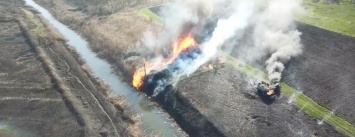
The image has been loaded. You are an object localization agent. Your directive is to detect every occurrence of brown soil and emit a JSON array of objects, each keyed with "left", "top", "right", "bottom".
[
  {"left": 232, "top": 22, "right": 355, "bottom": 126},
  {"left": 284, "top": 22, "right": 355, "bottom": 125},
  {"left": 0, "top": 1, "right": 136, "bottom": 137},
  {"left": 175, "top": 66, "right": 343, "bottom": 137},
  {"left": 0, "top": 19, "right": 82, "bottom": 137}
]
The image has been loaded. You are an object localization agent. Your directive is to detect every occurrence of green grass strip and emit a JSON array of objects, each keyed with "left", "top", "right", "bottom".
[
  {"left": 136, "top": 8, "right": 163, "bottom": 24},
  {"left": 21, "top": 8, "right": 46, "bottom": 37}
]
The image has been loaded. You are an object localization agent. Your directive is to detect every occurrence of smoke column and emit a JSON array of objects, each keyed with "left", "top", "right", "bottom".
[
  {"left": 252, "top": 0, "right": 303, "bottom": 85},
  {"left": 139, "top": 1, "right": 255, "bottom": 95},
  {"left": 141, "top": 0, "right": 214, "bottom": 53},
  {"left": 141, "top": 0, "right": 254, "bottom": 77},
  {"left": 184, "top": 2, "right": 254, "bottom": 76}
]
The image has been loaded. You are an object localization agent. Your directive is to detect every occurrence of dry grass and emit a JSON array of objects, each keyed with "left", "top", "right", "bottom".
[
  {"left": 107, "top": 93, "right": 145, "bottom": 137},
  {"left": 107, "top": 94, "right": 126, "bottom": 108},
  {"left": 21, "top": 8, "right": 44, "bottom": 36},
  {"left": 80, "top": 64, "right": 111, "bottom": 96},
  {"left": 19, "top": 9, "right": 88, "bottom": 128},
  {"left": 106, "top": 94, "right": 163, "bottom": 137},
  {"left": 36, "top": 0, "right": 86, "bottom": 26},
  {"left": 67, "top": 0, "right": 166, "bottom": 15},
  {"left": 80, "top": 12, "right": 162, "bottom": 76},
  {"left": 38, "top": 16, "right": 65, "bottom": 41},
  {"left": 21, "top": 8, "right": 65, "bottom": 45},
  {"left": 83, "top": 12, "right": 154, "bottom": 52},
  {"left": 35, "top": 0, "right": 163, "bottom": 77}
]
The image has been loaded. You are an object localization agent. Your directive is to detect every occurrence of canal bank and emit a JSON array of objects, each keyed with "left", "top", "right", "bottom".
[{"left": 25, "top": 0, "right": 185, "bottom": 136}]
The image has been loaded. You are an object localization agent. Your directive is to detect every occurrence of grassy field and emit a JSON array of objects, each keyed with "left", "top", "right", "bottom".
[
  {"left": 136, "top": 1, "right": 355, "bottom": 37},
  {"left": 297, "top": 0, "right": 355, "bottom": 37},
  {"left": 137, "top": 6, "right": 355, "bottom": 136},
  {"left": 136, "top": 8, "right": 163, "bottom": 24}
]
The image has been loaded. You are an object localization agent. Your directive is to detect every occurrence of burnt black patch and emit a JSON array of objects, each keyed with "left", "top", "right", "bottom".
[{"left": 140, "top": 47, "right": 202, "bottom": 96}]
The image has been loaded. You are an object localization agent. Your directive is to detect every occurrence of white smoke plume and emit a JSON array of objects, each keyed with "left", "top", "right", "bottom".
[
  {"left": 252, "top": 0, "right": 303, "bottom": 85},
  {"left": 140, "top": 0, "right": 254, "bottom": 75},
  {"left": 142, "top": 0, "right": 214, "bottom": 53},
  {"left": 185, "top": 2, "right": 254, "bottom": 75},
  {"left": 138, "top": 0, "right": 255, "bottom": 95},
  {"left": 138, "top": 0, "right": 303, "bottom": 94}
]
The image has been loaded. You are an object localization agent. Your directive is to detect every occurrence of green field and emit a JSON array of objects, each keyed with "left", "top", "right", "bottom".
[
  {"left": 137, "top": 5, "right": 355, "bottom": 136},
  {"left": 298, "top": 0, "right": 355, "bottom": 37},
  {"left": 136, "top": 1, "right": 355, "bottom": 37}
]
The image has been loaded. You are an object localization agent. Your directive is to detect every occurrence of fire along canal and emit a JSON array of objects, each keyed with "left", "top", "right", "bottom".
[{"left": 24, "top": 0, "right": 181, "bottom": 136}]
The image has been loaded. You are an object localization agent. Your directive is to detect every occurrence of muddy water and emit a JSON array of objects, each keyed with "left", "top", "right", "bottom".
[{"left": 24, "top": 0, "right": 180, "bottom": 136}]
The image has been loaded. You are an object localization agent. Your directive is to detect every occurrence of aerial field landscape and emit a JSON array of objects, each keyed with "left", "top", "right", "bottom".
[{"left": 1, "top": 0, "right": 355, "bottom": 137}]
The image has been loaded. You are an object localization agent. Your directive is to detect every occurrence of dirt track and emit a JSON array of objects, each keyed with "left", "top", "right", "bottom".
[{"left": 0, "top": 1, "right": 134, "bottom": 136}]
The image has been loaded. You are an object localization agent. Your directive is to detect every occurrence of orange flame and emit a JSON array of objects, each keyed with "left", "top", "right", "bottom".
[
  {"left": 132, "top": 62, "right": 153, "bottom": 89},
  {"left": 132, "top": 32, "right": 197, "bottom": 89},
  {"left": 168, "top": 33, "right": 197, "bottom": 63},
  {"left": 267, "top": 90, "right": 275, "bottom": 95}
]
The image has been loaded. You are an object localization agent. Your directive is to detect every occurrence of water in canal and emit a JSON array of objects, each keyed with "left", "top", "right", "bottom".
[{"left": 24, "top": 0, "right": 180, "bottom": 136}]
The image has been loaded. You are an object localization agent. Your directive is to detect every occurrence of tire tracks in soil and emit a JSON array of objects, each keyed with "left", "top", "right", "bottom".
[{"left": 47, "top": 46, "right": 119, "bottom": 136}]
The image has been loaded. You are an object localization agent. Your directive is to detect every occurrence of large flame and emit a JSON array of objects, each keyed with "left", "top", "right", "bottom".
[{"left": 132, "top": 32, "right": 197, "bottom": 89}]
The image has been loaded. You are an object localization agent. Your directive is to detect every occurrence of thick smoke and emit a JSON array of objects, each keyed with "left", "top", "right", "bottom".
[
  {"left": 159, "top": 1, "right": 254, "bottom": 78},
  {"left": 186, "top": 2, "right": 254, "bottom": 75},
  {"left": 139, "top": 0, "right": 303, "bottom": 94},
  {"left": 142, "top": 0, "right": 214, "bottom": 53},
  {"left": 139, "top": 0, "right": 255, "bottom": 95},
  {"left": 252, "top": 0, "right": 303, "bottom": 85}
]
